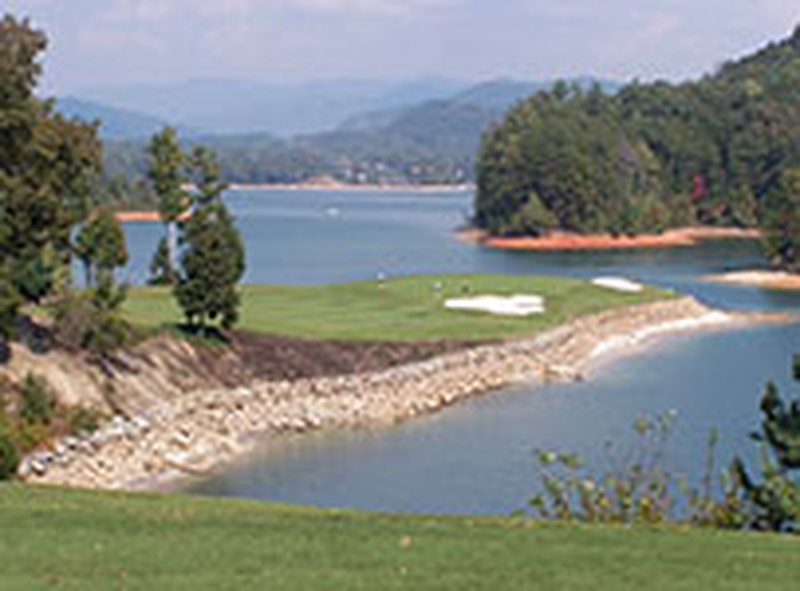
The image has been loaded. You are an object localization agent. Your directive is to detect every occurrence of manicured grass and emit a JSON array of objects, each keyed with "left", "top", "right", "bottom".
[
  {"left": 0, "top": 484, "right": 797, "bottom": 590},
  {"left": 124, "top": 274, "right": 671, "bottom": 342}
]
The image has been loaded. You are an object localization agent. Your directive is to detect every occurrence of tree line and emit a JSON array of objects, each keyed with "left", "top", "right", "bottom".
[
  {"left": 0, "top": 14, "right": 246, "bottom": 360},
  {"left": 475, "top": 27, "right": 800, "bottom": 271}
]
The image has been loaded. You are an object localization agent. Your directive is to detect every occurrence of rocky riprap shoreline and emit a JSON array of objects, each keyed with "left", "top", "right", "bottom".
[{"left": 21, "top": 297, "right": 735, "bottom": 490}]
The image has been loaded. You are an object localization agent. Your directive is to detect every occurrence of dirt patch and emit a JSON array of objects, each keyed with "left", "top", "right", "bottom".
[{"left": 214, "top": 332, "right": 485, "bottom": 382}]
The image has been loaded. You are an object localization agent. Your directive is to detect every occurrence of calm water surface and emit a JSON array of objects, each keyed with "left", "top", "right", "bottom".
[{"left": 125, "top": 189, "right": 800, "bottom": 514}]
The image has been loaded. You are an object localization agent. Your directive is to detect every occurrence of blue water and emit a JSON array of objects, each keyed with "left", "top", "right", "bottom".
[{"left": 123, "top": 188, "right": 800, "bottom": 514}]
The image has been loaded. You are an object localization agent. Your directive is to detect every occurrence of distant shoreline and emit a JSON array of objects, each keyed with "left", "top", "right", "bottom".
[
  {"left": 114, "top": 183, "right": 473, "bottom": 222},
  {"left": 227, "top": 182, "right": 475, "bottom": 193},
  {"left": 459, "top": 226, "right": 761, "bottom": 251}
]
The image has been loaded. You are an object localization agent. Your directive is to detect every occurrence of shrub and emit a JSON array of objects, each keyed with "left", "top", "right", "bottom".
[
  {"left": 19, "top": 373, "right": 55, "bottom": 426},
  {"left": 730, "top": 360, "right": 800, "bottom": 533},
  {"left": 0, "top": 432, "right": 19, "bottom": 480},
  {"left": 528, "top": 411, "right": 681, "bottom": 525},
  {"left": 66, "top": 407, "right": 103, "bottom": 435}
]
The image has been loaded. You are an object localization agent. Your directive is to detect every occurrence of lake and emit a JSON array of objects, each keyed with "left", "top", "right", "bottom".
[{"left": 125, "top": 188, "right": 800, "bottom": 515}]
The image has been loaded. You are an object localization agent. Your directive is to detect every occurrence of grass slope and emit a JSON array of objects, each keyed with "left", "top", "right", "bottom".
[
  {"left": 0, "top": 484, "right": 797, "bottom": 590},
  {"left": 125, "top": 274, "right": 670, "bottom": 342}
]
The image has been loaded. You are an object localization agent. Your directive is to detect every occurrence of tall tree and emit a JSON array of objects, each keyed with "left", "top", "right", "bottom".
[
  {"left": 175, "top": 145, "right": 244, "bottom": 332},
  {"left": 146, "top": 126, "right": 187, "bottom": 284},
  {"left": 189, "top": 145, "right": 228, "bottom": 208},
  {"left": 174, "top": 201, "right": 245, "bottom": 332},
  {"left": 0, "top": 15, "right": 101, "bottom": 346}
]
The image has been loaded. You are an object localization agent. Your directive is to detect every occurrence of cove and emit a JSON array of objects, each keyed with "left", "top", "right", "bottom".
[{"left": 122, "top": 188, "right": 800, "bottom": 514}]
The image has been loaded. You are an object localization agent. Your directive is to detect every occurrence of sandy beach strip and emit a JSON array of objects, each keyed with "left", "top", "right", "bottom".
[
  {"left": 460, "top": 227, "right": 760, "bottom": 251},
  {"left": 705, "top": 270, "right": 800, "bottom": 291}
]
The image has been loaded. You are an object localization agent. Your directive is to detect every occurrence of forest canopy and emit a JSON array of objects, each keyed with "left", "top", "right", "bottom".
[{"left": 474, "top": 27, "right": 800, "bottom": 252}]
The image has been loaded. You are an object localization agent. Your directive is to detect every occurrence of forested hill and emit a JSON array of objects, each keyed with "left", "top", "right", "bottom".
[{"left": 474, "top": 27, "right": 800, "bottom": 240}]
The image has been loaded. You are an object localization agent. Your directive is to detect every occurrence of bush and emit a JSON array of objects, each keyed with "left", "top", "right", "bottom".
[
  {"left": 66, "top": 407, "right": 103, "bottom": 435},
  {"left": 53, "top": 289, "right": 129, "bottom": 358},
  {"left": 20, "top": 373, "right": 55, "bottom": 426},
  {"left": 0, "top": 432, "right": 19, "bottom": 480},
  {"left": 528, "top": 411, "right": 681, "bottom": 525}
]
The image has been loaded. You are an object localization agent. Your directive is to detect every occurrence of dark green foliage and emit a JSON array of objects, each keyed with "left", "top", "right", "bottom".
[
  {"left": 19, "top": 373, "right": 54, "bottom": 426},
  {"left": 760, "top": 167, "right": 800, "bottom": 272},
  {"left": 189, "top": 145, "right": 228, "bottom": 207},
  {"left": 0, "top": 430, "right": 18, "bottom": 480},
  {"left": 0, "top": 15, "right": 102, "bottom": 350},
  {"left": 175, "top": 201, "right": 245, "bottom": 331},
  {"left": 476, "top": 92, "right": 662, "bottom": 236},
  {"left": 74, "top": 208, "right": 128, "bottom": 286},
  {"left": 146, "top": 126, "right": 187, "bottom": 284},
  {"left": 147, "top": 127, "right": 187, "bottom": 223},
  {"left": 475, "top": 26, "right": 800, "bottom": 250},
  {"left": 731, "top": 358, "right": 800, "bottom": 532},
  {"left": 173, "top": 144, "right": 245, "bottom": 332}
]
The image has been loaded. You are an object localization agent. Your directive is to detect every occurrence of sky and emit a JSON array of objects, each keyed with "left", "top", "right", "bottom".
[{"left": 6, "top": 0, "right": 800, "bottom": 93}]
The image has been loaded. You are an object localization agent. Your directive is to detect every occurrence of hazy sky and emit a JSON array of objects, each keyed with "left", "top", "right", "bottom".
[{"left": 6, "top": 0, "right": 800, "bottom": 93}]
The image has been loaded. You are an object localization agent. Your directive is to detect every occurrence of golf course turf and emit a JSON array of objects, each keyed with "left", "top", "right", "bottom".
[{"left": 124, "top": 274, "right": 671, "bottom": 342}]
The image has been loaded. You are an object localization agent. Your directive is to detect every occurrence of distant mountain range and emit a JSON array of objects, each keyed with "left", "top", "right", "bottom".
[
  {"left": 74, "top": 77, "right": 470, "bottom": 137},
  {"left": 63, "top": 76, "right": 621, "bottom": 186},
  {"left": 55, "top": 97, "right": 171, "bottom": 140},
  {"left": 65, "top": 76, "right": 621, "bottom": 139}
]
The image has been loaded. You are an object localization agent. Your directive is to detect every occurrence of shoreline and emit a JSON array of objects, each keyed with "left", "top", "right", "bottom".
[
  {"left": 227, "top": 182, "right": 475, "bottom": 193},
  {"left": 460, "top": 227, "right": 760, "bottom": 251},
  {"left": 705, "top": 269, "right": 800, "bottom": 291},
  {"left": 20, "top": 298, "right": 767, "bottom": 492}
]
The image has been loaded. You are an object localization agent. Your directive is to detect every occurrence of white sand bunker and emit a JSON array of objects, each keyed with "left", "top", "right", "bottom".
[
  {"left": 444, "top": 294, "right": 545, "bottom": 317},
  {"left": 592, "top": 277, "right": 644, "bottom": 293}
]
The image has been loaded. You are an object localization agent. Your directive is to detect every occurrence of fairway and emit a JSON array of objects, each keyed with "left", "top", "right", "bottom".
[
  {"left": 0, "top": 484, "right": 797, "bottom": 591},
  {"left": 125, "top": 274, "right": 671, "bottom": 342}
]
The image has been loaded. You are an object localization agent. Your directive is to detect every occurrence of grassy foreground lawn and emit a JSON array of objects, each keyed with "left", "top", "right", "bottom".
[
  {"left": 0, "top": 484, "right": 798, "bottom": 591},
  {"left": 125, "top": 274, "right": 671, "bottom": 342}
]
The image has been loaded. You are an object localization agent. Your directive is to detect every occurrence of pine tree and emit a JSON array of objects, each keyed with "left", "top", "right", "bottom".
[
  {"left": 146, "top": 127, "right": 187, "bottom": 284},
  {"left": 75, "top": 208, "right": 128, "bottom": 286},
  {"left": 175, "top": 201, "right": 245, "bottom": 332},
  {"left": 174, "top": 147, "right": 244, "bottom": 332}
]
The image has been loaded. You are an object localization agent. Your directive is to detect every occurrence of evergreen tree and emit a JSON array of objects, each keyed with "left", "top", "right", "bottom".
[
  {"left": 732, "top": 356, "right": 800, "bottom": 532},
  {"left": 75, "top": 208, "right": 128, "bottom": 286},
  {"left": 146, "top": 127, "right": 187, "bottom": 284},
  {"left": 189, "top": 145, "right": 228, "bottom": 208},
  {"left": 175, "top": 147, "right": 244, "bottom": 332},
  {"left": 175, "top": 201, "right": 245, "bottom": 332}
]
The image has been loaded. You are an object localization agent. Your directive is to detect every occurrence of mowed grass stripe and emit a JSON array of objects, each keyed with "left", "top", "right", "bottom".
[{"left": 124, "top": 274, "right": 672, "bottom": 342}]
